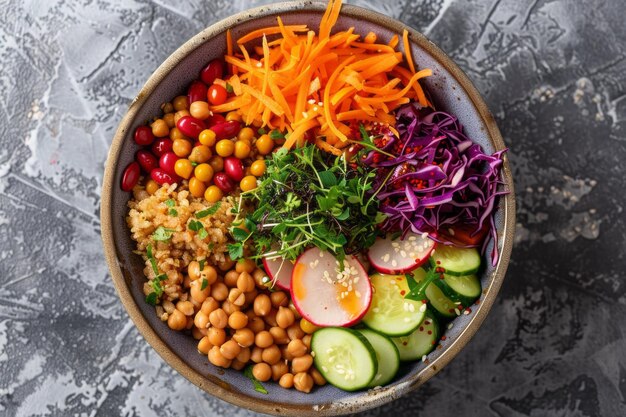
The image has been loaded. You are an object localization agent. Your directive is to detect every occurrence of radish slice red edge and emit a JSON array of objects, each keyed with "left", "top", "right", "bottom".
[
  {"left": 290, "top": 247, "right": 372, "bottom": 327},
  {"left": 262, "top": 256, "right": 294, "bottom": 291},
  {"left": 367, "top": 232, "right": 436, "bottom": 274}
]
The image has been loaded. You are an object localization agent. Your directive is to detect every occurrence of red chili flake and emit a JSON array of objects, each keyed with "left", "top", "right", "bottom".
[
  {"left": 402, "top": 342, "right": 408, "bottom": 346},
  {"left": 448, "top": 309, "right": 455, "bottom": 313},
  {"left": 421, "top": 299, "right": 428, "bottom": 304},
  {"left": 466, "top": 308, "right": 472, "bottom": 314},
  {"left": 431, "top": 341, "right": 436, "bottom": 345},
  {"left": 475, "top": 299, "right": 481, "bottom": 305},
  {"left": 437, "top": 344, "right": 443, "bottom": 350},
  {"left": 427, "top": 330, "right": 432, "bottom": 335},
  {"left": 419, "top": 326, "right": 424, "bottom": 332},
  {"left": 424, "top": 320, "right": 430, "bottom": 325},
  {"left": 436, "top": 261, "right": 441, "bottom": 265},
  {"left": 441, "top": 336, "right": 447, "bottom": 341},
  {"left": 400, "top": 290, "right": 406, "bottom": 296}
]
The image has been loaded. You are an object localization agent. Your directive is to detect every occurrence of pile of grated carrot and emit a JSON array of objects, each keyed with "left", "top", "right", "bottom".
[{"left": 210, "top": 0, "right": 432, "bottom": 155}]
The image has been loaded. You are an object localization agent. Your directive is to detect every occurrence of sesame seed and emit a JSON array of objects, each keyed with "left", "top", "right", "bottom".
[
  {"left": 454, "top": 308, "right": 461, "bottom": 316},
  {"left": 400, "top": 250, "right": 407, "bottom": 257},
  {"left": 318, "top": 101, "right": 323, "bottom": 106},
  {"left": 408, "top": 303, "right": 415, "bottom": 312},
  {"left": 448, "top": 228, "right": 455, "bottom": 236},
  {"left": 308, "top": 99, "right": 316, "bottom": 104},
  {"left": 409, "top": 236, "right": 416, "bottom": 241},
  {"left": 373, "top": 307, "right": 380, "bottom": 313},
  {"left": 403, "top": 303, "right": 410, "bottom": 312},
  {"left": 447, "top": 323, "right": 454, "bottom": 329},
  {"left": 322, "top": 365, "right": 328, "bottom": 372},
  {"left": 391, "top": 260, "right": 398, "bottom": 267},
  {"left": 382, "top": 254, "right": 390, "bottom": 262},
  {"left": 355, "top": 290, "right": 361, "bottom": 298},
  {"left": 403, "top": 317, "right": 411, "bottom": 322},
  {"left": 421, "top": 355, "right": 427, "bottom": 362},
  {"left": 313, "top": 106, "right": 319, "bottom": 111},
  {"left": 311, "top": 351, "right": 316, "bottom": 357}
]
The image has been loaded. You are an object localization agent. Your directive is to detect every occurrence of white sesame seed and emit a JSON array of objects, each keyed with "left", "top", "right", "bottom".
[
  {"left": 311, "top": 351, "right": 316, "bottom": 357},
  {"left": 313, "top": 106, "right": 319, "bottom": 111},
  {"left": 400, "top": 250, "right": 407, "bottom": 257},
  {"left": 421, "top": 355, "right": 427, "bottom": 362},
  {"left": 454, "top": 308, "right": 461, "bottom": 316},
  {"left": 355, "top": 290, "right": 361, "bottom": 298},
  {"left": 408, "top": 304, "right": 415, "bottom": 312},
  {"left": 308, "top": 99, "right": 316, "bottom": 104},
  {"left": 419, "top": 304, "right": 427, "bottom": 313},
  {"left": 463, "top": 309, "right": 470, "bottom": 315},
  {"left": 382, "top": 254, "right": 390, "bottom": 262},
  {"left": 318, "top": 101, "right": 323, "bottom": 106},
  {"left": 403, "top": 303, "right": 410, "bottom": 312},
  {"left": 409, "top": 236, "right": 416, "bottom": 241},
  {"left": 322, "top": 365, "right": 328, "bottom": 372},
  {"left": 403, "top": 317, "right": 411, "bottom": 322},
  {"left": 373, "top": 307, "right": 380, "bottom": 313},
  {"left": 448, "top": 228, "right": 455, "bottom": 236},
  {"left": 391, "top": 260, "right": 398, "bottom": 267},
  {"left": 447, "top": 323, "right": 454, "bottom": 329}
]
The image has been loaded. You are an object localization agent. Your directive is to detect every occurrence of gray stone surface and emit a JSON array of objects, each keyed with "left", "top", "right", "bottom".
[{"left": 0, "top": 0, "right": 625, "bottom": 416}]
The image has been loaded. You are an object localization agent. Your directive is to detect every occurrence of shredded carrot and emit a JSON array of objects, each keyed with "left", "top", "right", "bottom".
[{"left": 219, "top": 0, "right": 432, "bottom": 152}]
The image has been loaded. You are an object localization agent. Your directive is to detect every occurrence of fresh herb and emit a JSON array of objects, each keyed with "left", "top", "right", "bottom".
[
  {"left": 191, "top": 162, "right": 199, "bottom": 167},
  {"left": 228, "top": 243, "right": 244, "bottom": 260},
  {"left": 269, "top": 129, "right": 284, "bottom": 140},
  {"left": 145, "top": 245, "right": 167, "bottom": 305},
  {"left": 196, "top": 202, "right": 222, "bottom": 218},
  {"left": 201, "top": 278, "right": 209, "bottom": 290},
  {"left": 152, "top": 226, "right": 176, "bottom": 241},
  {"left": 168, "top": 209, "right": 178, "bottom": 216},
  {"left": 404, "top": 269, "right": 440, "bottom": 301},
  {"left": 230, "top": 144, "right": 386, "bottom": 262},
  {"left": 225, "top": 82, "right": 234, "bottom": 93},
  {"left": 165, "top": 199, "right": 175, "bottom": 207},
  {"left": 198, "top": 228, "right": 208, "bottom": 240},
  {"left": 257, "top": 127, "right": 267, "bottom": 135},
  {"left": 199, "top": 258, "right": 206, "bottom": 270},
  {"left": 146, "top": 292, "right": 157, "bottom": 306},
  {"left": 146, "top": 244, "right": 159, "bottom": 275},
  {"left": 164, "top": 199, "right": 177, "bottom": 216},
  {"left": 188, "top": 219, "right": 204, "bottom": 232},
  {"left": 243, "top": 365, "right": 269, "bottom": 394}
]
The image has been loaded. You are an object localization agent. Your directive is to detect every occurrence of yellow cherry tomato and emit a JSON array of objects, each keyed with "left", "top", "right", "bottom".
[
  {"left": 240, "top": 175, "right": 257, "bottom": 192},
  {"left": 174, "top": 159, "right": 194, "bottom": 179},
  {"left": 237, "top": 127, "right": 255, "bottom": 143},
  {"left": 255, "top": 134, "right": 274, "bottom": 155},
  {"left": 204, "top": 185, "right": 223, "bottom": 203},
  {"left": 234, "top": 140, "right": 251, "bottom": 159},
  {"left": 189, "top": 177, "right": 206, "bottom": 198},
  {"left": 198, "top": 129, "right": 217, "bottom": 147},
  {"left": 189, "top": 145, "right": 212, "bottom": 163},
  {"left": 216, "top": 139, "right": 235, "bottom": 157},
  {"left": 145, "top": 179, "right": 159, "bottom": 195},
  {"left": 208, "top": 155, "right": 224, "bottom": 172},
  {"left": 194, "top": 163, "right": 214, "bottom": 182},
  {"left": 249, "top": 160, "right": 266, "bottom": 177},
  {"left": 172, "top": 139, "right": 192, "bottom": 157},
  {"left": 225, "top": 111, "right": 242, "bottom": 122}
]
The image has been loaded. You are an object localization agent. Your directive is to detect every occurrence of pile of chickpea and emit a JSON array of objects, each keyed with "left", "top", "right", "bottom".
[{"left": 163, "top": 258, "right": 326, "bottom": 393}]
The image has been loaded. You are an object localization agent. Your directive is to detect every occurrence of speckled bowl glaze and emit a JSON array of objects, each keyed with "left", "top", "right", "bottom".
[{"left": 101, "top": 2, "right": 515, "bottom": 415}]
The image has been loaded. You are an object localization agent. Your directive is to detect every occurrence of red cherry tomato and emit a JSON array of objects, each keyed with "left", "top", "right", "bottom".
[
  {"left": 208, "top": 84, "right": 228, "bottom": 105},
  {"left": 134, "top": 125, "right": 154, "bottom": 146},
  {"left": 121, "top": 162, "right": 140, "bottom": 192},
  {"left": 176, "top": 115, "right": 206, "bottom": 139},
  {"left": 159, "top": 152, "right": 179, "bottom": 176},
  {"left": 187, "top": 80, "right": 208, "bottom": 104},
  {"left": 135, "top": 150, "right": 158, "bottom": 173},
  {"left": 150, "top": 168, "right": 179, "bottom": 185},
  {"left": 200, "top": 59, "right": 224, "bottom": 85},
  {"left": 213, "top": 172, "right": 235, "bottom": 193},
  {"left": 211, "top": 120, "right": 241, "bottom": 140},
  {"left": 151, "top": 138, "right": 173, "bottom": 157},
  {"left": 223, "top": 157, "right": 244, "bottom": 182},
  {"left": 206, "top": 113, "right": 226, "bottom": 127}
]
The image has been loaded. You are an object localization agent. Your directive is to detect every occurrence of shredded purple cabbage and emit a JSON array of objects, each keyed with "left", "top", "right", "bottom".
[{"left": 365, "top": 103, "right": 508, "bottom": 266}]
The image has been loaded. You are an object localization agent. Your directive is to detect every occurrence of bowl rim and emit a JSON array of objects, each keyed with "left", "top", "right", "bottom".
[{"left": 100, "top": 1, "right": 516, "bottom": 415}]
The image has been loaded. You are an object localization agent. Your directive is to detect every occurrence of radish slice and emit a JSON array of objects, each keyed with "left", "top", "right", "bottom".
[
  {"left": 290, "top": 247, "right": 372, "bottom": 327},
  {"left": 262, "top": 256, "right": 294, "bottom": 290},
  {"left": 368, "top": 232, "right": 436, "bottom": 274}
]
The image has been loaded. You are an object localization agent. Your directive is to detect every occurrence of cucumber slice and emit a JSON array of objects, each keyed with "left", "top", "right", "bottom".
[
  {"left": 311, "top": 327, "right": 377, "bottom": 391},
  {"left": 425, "top": 281, "right": 456, "bottom": 318},
  {"left": 363, "top": 274, "right": 426, "bottom": 336},
  {"left": 392, "top": 310, "right": 439, "bottom": 361},
  {"left": 358, "top": 329, "right": 400, "bottom": 387},
  {"left": 433, "top": 273, "right": 481, "bottom": 307},
  {"left": 429, "top": 245, "right": 481, "bottom": 276}
]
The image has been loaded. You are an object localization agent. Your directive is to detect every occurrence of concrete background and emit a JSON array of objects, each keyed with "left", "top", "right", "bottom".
[{"left": 1, "top": 0, "right": 625, "bottom": 416}]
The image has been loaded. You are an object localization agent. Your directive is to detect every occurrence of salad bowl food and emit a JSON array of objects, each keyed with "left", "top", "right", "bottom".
[{"left": 101, "top": 1, "right": 515, "bottom": 415}]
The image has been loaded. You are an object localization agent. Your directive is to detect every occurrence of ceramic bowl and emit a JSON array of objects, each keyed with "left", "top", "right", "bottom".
[{"left": 101, "top": 1, "right": 515, "bottom": 415}]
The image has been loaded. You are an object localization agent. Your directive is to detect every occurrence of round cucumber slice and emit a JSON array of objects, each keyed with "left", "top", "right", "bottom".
[
  {"left": 363, "top": 274, "right": 426, "bottom": 336},
  {"left": 433, "top": 273, "right": 481, "bottom": 307},
  {"left": 311, "top": 327, "right": 377, "bottom": 391},
  {"left": 425, "top": 282, "right": 456, "bottom": 318},
  {"left": 429, "top": 245, "right": 481, "bottom": 276},
  {"left": 392, "top": 310, "right": 439, "bottom": 361},
  {"left": 358, "top": 329, "right": 400, "bottom": 387}
]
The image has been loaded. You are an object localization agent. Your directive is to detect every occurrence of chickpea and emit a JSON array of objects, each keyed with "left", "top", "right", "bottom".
[
  {"left": 299, "top": 318, "right": 319, "bottom": 334},
  {"left": 291, "top": 354, "right": 313, "bottom": 373},
  {"left": 188, "top": 261, "right": 201, "bottom": 281},
  {"left": 310, "top": 368, "right": 327, "bottom": 385},
  {"left": 170, "top": 127, "right": 188, "bottom": 141},
  {"left": 236, "top": 347, "right": 251, "bottom": 363},
  {"left": 185, "top": 316, "right": 194, "bottom": 330},
  {"left": 263, "top": 309, "right": 278, "bottom": 328},
  {"left": 288, "top": 301, "right": 301, "bottom": 320},
  {"left": 236, "top": 272, "right": 255, "bottom": 293},
  {"left": 176, "top": 300, "right": 195, "bottom": 316},
  {"left": 215, "top": 139, "right": 235, "bottom": 157},
  {"left": 200, "top": 297, "right": 219, "bottom": 316},
  {"left": 189, "top": 145, "right": 212, "bottom": 164},
  {"left": 279, "top": 373, "right": 294, "bottom": 389},
  {"left": 248, "top": 316, "right": 265, "bottom": 333},
  {"left": 204, "top": 185, "right": 223, "bottom": 203},
  {"left": 235, "top": 259, "right": 256, "bottom": 274},
  {"left": 189, "top": 101, "right": 211, "bottom": 120},
  {"left": 208, "top": 346, "right": 231, "bottom": 368},
  {"left": 276, "top": 306, "right": 295, "bottom": 329},
  {"left": 250, "top": 346, "right": 264, "bottom": 363},
  {"left": 225, "top": 111, "right": 242, "bottom": 122},
  {"left": 174, "top": 109, "right": 190, "bottom": 124},
  {"left": 151, "top": 119, "right": 169, "bottom": 138},
  {"left": 209, "top": 308, "right": 228, "bottom": 329},
  {"left": 253, "top": 294, "right": 272, "bottom": 316},
  {"left": 208, "top": 327, "right": 226, "bottom": 346},
  {"left": 228, "top": 311, "right": 248, "bottom": 330},
  {"left": 191, "top": 279, "right": 210, "bottom": 303},
  {"left": 194, "top": 163, "right": 214, "bottom": 182},
  {"left": 217, "top": 257, "right": 235, "bottom": 272},
  {"left": 287, "top": 323, "right": 305, "bottom": 340},
  {"left": 252, "top": 363, "right": 272, "bottom": 382},
  {"left": 194, "top": 311, "right": 210, "bottom": 329},
  {"left": 271, "top": 361, "right": 289, "bottom": 381},
  {"left": 293, "top": 372, "right": 314, "bottom": 393},
  {"left": 208, "top": 155, "right": 224, "bottom": 172},
  {"left": 231, "top": 359, "right": 246, "bottom": 371},
  {"left": 192, "top": 326, "right": 206, "bottom": 340},
  {"left": 249, "top": 159, "right": 266, "bottom": 177},
  {"left": 145, "top": 179, "right": 159, "bottom": 195},
  {"left": 280, "top": 345, "right": 295, "bottom": 362},
  {"left": 220, "top": 340, "right": 242, "bottom": 360},
  {"left": 172, "top": 139, "right": 192, "bottom": 157},
  {"left": 261, "top": 344, "right": 282, "bottom": 365},
  {"left": 198, "top": 336, "right": 213, "bottom": 354},
  {"left": 256, "top": 134, "right": 274, "bottom": 155},
  {"left": 302, "top": 334, "right": 312, "bottom": 349},
  {"left": 162, "top": 300, "right": 175, "bottom": 314},
  {"left": 201, "top": 265, "right": 218, "bottom": 285},
  {"left": 237, "top": 127, "right": 255, "bottom": 142},
  {"left": 286, "top": 339, "right": 307, "bottom": 357},
  {"left": 224, "top": 270, "right": 240, "bottom": 287},
  {"left": 269, "top": 291, "right": 288, "bottom": 308},
  {"left": 211, "top": 282, "right": 228, "bottom": 301},
  {"left": 269, "top": 326, "right": 290, "bottom": 345},
  {"left": 255, "top": 331, "right": 274, "bottom": 348},
  {"left": 234, "top": 141, "right": 251, "bottom": 159},
  {"left": 253, "top": 269, "right": 271, "bottom": 288},
  {"left": 163, "top": 112, "right": 175, "bottom": 128},
  {"left": 244, "top": 289, "right": 258, "bottom": 304},
  {"left": 232, "top": 328, "right": 255, "bottom": 348},
  {"left": 168, "top": 309, "right": 187, "bottom": 330},
  {"left": 173, "top": 95, "right": 189, "bottom": 111},
  {"left": 199, "top": 129, "right": 217, "bottom": 147},
  {"left": 161, "top": 102, "right": 174, "bottom": 113},
  {"left": 189, "top": 177, "right": 206, "bottom": 198},
  {"left": 227, "top": 288, "right": 246, "bottom": 307},
  {"left": 222, "top": 299, "right": 240, "bottom": 315}
]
